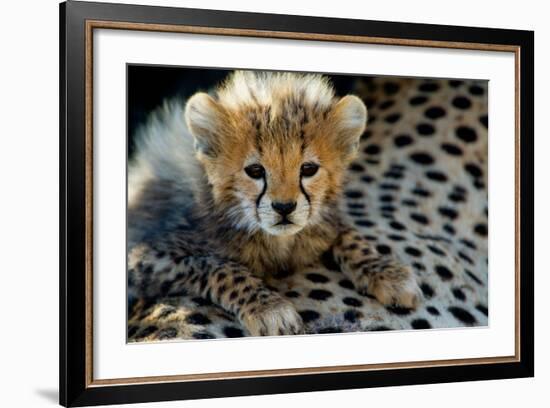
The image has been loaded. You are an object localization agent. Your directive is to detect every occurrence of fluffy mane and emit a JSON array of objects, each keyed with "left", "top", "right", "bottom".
[{"left": 216, "top": 71, "right": 335, "bottom": 113}]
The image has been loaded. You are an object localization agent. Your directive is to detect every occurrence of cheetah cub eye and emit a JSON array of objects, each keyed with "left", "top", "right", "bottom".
[
  {"left": 244, "top": 163, "right": 265, "bottom": 179},
  {"left": 300, "top": 162, "right": 319, "bottom": 178}
]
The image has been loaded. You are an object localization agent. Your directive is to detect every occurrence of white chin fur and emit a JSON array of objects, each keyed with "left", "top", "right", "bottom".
[{"left": 263, "top": 223, "right": 304, "bottom": 236}]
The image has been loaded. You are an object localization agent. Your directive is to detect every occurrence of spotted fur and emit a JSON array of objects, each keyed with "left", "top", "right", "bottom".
[{"left": 128, "top": 71, "right": 424, "bottom": 337}]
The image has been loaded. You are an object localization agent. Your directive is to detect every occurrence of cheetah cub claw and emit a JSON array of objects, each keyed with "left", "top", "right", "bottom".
[{"left": 239, "top": 292, "right": 304, "bottom": 336}]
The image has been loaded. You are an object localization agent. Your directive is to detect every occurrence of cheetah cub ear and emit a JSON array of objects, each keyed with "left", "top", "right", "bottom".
[
  {"left": 185, "top": 93, "right": 227, "bottom": 157},
  {"left": 330, "top": 95, "right": 368, "bottom": 161}
]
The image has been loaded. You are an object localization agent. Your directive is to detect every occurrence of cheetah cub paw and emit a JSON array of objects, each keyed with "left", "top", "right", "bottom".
[
  {"left": 239, "top": 291, "right": 304, "bottom": 336},
  {"left": 355, "top": 259, "right": 422, "bottom": 309}
]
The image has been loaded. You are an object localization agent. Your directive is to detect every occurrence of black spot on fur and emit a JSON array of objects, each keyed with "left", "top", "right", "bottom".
[
  {"left": 449, "top": 80, "right": 463, "bottom": 88},
  {"left": 412, "top": 187, "right": 431, "bottom": 197},
  {"left": 452, "top": 288, "right": 466, "bottom": 301},
  {"left": 339, "top": 279, "right": 355, "bottom": 290},
  {"left": 425, "top": 106, "right": 446, "bottom": 119},
  {"left": 411, "top": 319, "right": 432, "bottom": 329},
  {"left": 426, "top": 306, "right": 440, "bottom": 316},
  {"left": 376, "top": 244, "right": 392, "bottom": 255},
  {"left": 458, "top": 251, "right": 474, "bottom": 265},
  {"left": 223, "top": 326, "right": 245, "bottom": 338},
  {"left": 135, "top": 325, "right": 158, "bottom": 339},
  {"left": 157, "top": 327, "right": 178, "bottom": 340},
  {"left": 349, "top": 163, "right": 365, "bottom": 172},
  {"left": 186, "top": 313, "right": 212, "bottom": 325},
  {"left": 410, "top": 152, "right": 435, "bottom": 165},
  {"left": 233, "top": 276, "right": 246, "bottom": 285},
  {"left": 385, "top": 113, "right": 401, "bottom": 123},
  {"left": 285, "top": 290, "right": 300, "bottom": 298},
  {"left": 192, "top": 331, "right": 215, "bottom": 339},
  {"left": 364, "top": 144, "right": 381, "bottom": 155},
  {"left": 361, "top": 175, "right": 375, "bottom": 184},
  {"left": 441, "top": 143, "right": 463, "bottom": 156},
  {"left": 379, "top": 183, "right": 400, "bottom": 191},
  {"left": 409, "top": 95, "right": 428, "bottom": 105},
  {"left": 416, "top": 123, "right": 435, "bottom": 136},
  {"left": 356, "top": 219, "right": 376, "bottom": 228},
  {"left": 128, "top": 325, "right": 139, "bottom": 338},
  {"left": 299, "top": 310, "right": 320, "bottom": 323},
  {"left": 448, "top": 192, "right": 466, "bottom": 202},
  {"left": 384, "top": 81, "right": 400, "bottom": 95},
  {"left": 448, "top": 306, "right": 477, "bottom": 325},
  {"left": 480, "top": 115, "right": 488, "bottom": 128},
  {"left": 435, "top": 265, "right": 453, "bottom": 281},
  {"left": 420, "top": 283, "right": 435, "bottom": 298},
  {"left": 308, "top": 289, "right": 333, "bottom": 301},
  {"left": 465, "top": 163, "right": 483, "bottom": 178},
  {"left": 410, "top": 213, "right": 429, "bottom": 225},
  {"left": 317, "top": 327, "right": 343, "bottom": 334},
  {"left": 443, "top": 223, "right": 456, "bottom": 235},
  {"left": 419, "top": 82, "right": 439, "bottom": 92},
  {"left": 361, "top": 130, "right": 372, "bottom": 140},
  {"left": 345, "top": 190, "right": 363, "bottom": 199},
  {"left": 394, "top": 134, "right": 414, "bottom": 147},
  {"left": 405, "top": 246, "right": 423, "bottom": 257},
  {"left": 388, "top": 234, "right": 405, "bottom": 241},
  {"left": 474, "top": 224, "right": 487, "bottom": 237},
  {"left": 465, "top": 270, "right": 483, "bottom": 285},
  {"left": 402, "top": 199, "right": 417, "bottom": 207},
  {"left": 460, "top": 239, "right": 477, "bottom": 249},
  {"left": 456, "top": 126, "right": 478, "bottom": 143},
  {"left": 427, "top": 245, "right": 446, "bottom": 256},
  {"left": 452, "top": 96, "right": 472, "bottom": 109},
  {"left": 389, "top": 220, "right": 406, "bottom": 231},
  {"left": 425, "top": 170, "right": 448, "bottom": 182},
  {"left": 379, "top": 205, "right": 396, "bottom": 213},
  {"left": 439, "top": 207, "right": 458, "bottom": 220},
  {"left": 476, "top": 304, "right": 489, "bottom": 316},
  {"left": 474, "top": 179, "right": 485, "bottom": 190},
  {"left": 343, "top": 297, "right": 363, "bottom": 307},
  {"left": 370, "top": 326, "right": 392, "bottom": 331},
  {"left": 344, "top": 309, "right": 363, "bottom": 322},
  {"left": 469, "top": 85, "right": 485, "bottom": 95},
  {"left": 383, "top": 170, "right": 403, "bottom": 180},
  {"left": 386, "top": 305, "right": 412, "bottom": 315},
  {"left": 379, "top": 100, "right": 395, "bottom": 110},
  {"left": 157, "top": 307, "right": 176, "bottom": 319},
  {"left": 306, "top": 273, "right": 330, "bottom": 283}
]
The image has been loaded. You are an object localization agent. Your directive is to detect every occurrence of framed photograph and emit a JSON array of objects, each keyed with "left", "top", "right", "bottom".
[{"left": 60, "top": 1, "right": 534, "bottom": 406}]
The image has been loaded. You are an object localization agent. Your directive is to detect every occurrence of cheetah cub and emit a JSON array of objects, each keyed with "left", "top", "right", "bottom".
[{"left": 128, "top": 71, "right": 421, "bottom": 336}]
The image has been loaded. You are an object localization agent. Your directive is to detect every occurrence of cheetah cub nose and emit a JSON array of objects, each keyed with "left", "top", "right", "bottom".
[{"left": 271, "top": 201, "right": 297, "bottom": 216}]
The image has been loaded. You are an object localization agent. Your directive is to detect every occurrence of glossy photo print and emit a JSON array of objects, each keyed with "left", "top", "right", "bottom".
[{"left": 126, "top": 65, "right": 489, "bottom": 342}]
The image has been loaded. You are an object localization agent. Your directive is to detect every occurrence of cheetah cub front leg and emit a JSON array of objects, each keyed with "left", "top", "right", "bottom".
[
  {"left": 181, "top": 259, "right": 304, "bottom": 336},
  {"left": 333, "top": 228, "right": 422, "bottom": 308},
  {"left": 130, "top": 251, "right": 304, "bottom": 336}
]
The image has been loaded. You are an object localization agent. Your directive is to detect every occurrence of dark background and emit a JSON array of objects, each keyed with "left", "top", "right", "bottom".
[{"left": 127, "top": 65, "right": 371, "bottom": 157}]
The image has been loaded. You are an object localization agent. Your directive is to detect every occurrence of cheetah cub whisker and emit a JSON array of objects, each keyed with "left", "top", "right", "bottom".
[{"left": 128, "top": 71, "right": 422, "bottom": 336}]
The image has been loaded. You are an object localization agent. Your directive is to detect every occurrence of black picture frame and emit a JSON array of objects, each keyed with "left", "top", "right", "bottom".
[{"left": 60, "top": 1, "right": 534, "bottom": 406}]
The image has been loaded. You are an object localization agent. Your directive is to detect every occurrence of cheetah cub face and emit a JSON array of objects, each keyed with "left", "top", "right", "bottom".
[{"left": 185, "top": 71, "right": 367, "bottom": 236}]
